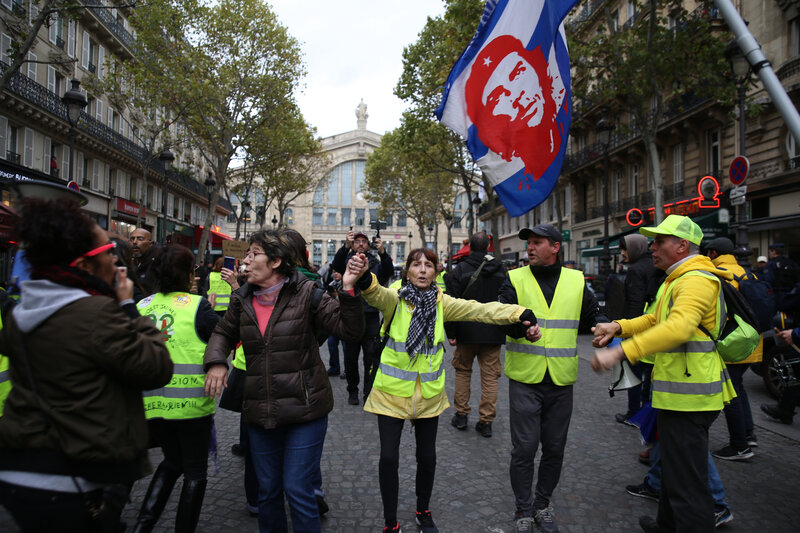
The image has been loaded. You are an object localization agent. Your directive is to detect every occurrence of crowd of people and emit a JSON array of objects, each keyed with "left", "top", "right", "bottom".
[{"left": 0, "top": 196, "right": 798, "bottom": 533}]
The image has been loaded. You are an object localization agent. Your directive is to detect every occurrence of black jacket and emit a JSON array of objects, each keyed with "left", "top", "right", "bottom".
[
  {"left": 622, "top": 253, "right": 664, "bottom": 319},
  {"left": 134, "top": 245, "right": 162, "bottom": 297},
  {"left": 331, "top": 245, "right": 393, "bottom": 314},
  {"left": 444, "top": 252, "right": 509, "bottom": 344}
]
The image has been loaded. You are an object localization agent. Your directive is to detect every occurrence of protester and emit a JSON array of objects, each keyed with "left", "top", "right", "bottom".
[
  {"left": 0, "top": 198, "right": 172, "bottom": 532},
  {"left": 204, "top": 229, "right": 365, "bottom": 533},
  {"left": 130, "top": 228, "right": 161, "bottom": 296},
  {"left": 207, "top": 257, "right": 233, "bottom": 317},
  {"left": 351, "top": 247, "right": 541, "bottom": 533},
  {"left": 445, "top": 231, "right": 509, "bottom": 438},
  {"left": 498, "top": 224, "right": 603, "bottom": 533},
  {"left": 592, "top": 215, "right": 736, "bottom": 533},
  {"left": 331, "top": 229, "right": 394, "bottom": 405},
  {"left": 753, "top": 255, "right": 768, "bottom": 275},
  {"left": 132, "top": 244, "right": 219, "bottom": 532},
  {"left": 110, "top": 236, "right": 146, "bottom": 302},
  {"left": 761, "top": 243, "right": 800, "bottom": 308}
]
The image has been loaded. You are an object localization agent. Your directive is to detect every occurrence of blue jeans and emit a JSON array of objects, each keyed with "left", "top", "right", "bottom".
[
  {"left": 248, "top": 416, "right": 328, "bottom": 533},
  {"left": 327, "top": 336, "right": 343, "bottom": 373},
  {"left": 645, "top": 441, "right": 729, "bottom": 512}
]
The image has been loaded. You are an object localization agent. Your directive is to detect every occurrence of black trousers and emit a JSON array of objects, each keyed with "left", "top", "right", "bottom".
[
  {"left": 345, "top": 313, "right": 381, "bottom": 397},
  {"left": 377, "top": 415, "right": 438, "bottom": 526},
  {"left": 657, "top": 409, "right": 719, "bottom": 532},
  {"left": 0, "top": 480, "right": 111, "bottom": 533},
  {"left": 148, "top": 415, "right": 213, "bottom": 481}
]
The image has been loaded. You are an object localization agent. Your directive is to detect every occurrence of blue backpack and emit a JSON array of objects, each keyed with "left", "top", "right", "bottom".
[{"left": 733, "top": 269, "right": 776, "bottom": 333}]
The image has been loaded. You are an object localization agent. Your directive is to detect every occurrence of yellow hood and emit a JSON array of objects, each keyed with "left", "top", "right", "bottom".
[{"left": 666, "top": 254, "right": 734, "bottom": 283}]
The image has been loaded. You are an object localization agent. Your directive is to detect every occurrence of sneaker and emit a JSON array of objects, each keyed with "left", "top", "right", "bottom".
[
  {"left": 746, "top": 432, "right": 758, "bottom": 447},
  {"left": 615, "top": 411, "right": 638, "bottom": 427},
  {"left": 626, "top": 482, "right": 659, "bottom": 502},
  {"left": 533, "top": 505, "right": 559, "bottom": 533},
  {"left": 327, "top": 367, "right": 340, "bottom": 376},
  {"left": 761, "top": 403, "right": 794, "bottom": 424},
  {"left": 383, "top": 522, "right": 402, "bottom": 533},
  {"left": 712, "top": 445, "right": 753, "bottom": 461},
  {"left": 415, "top": 510, "right": 438, "bottom": 533},
  {"left": 450, "top": 413, "right": 467, "bottom": 430},
  {"left": 475, "top": 421, "right": 492, "bottom": 438},
  {"left": 316, "top": 494, "right": 329, "bottom": 515},
  {"left": 231, "top": 444, "right": 244, "bottom": 457},
  {"left": 514, "top": 512, "right": 533, "bottom": 533},
  {"left": 715, "top": 508, "right": 733, "bottom": 527},
  {"left": 348, "top": 391, "right": 359, "bottom": 405}
]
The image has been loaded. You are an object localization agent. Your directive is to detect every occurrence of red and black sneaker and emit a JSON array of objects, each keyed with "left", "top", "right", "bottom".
[
  {"left": 415, "top": 510, "right": 439, "bottom": 533},
  {"left": 382, "top": 521, "right": 402, "bottom": 533}
]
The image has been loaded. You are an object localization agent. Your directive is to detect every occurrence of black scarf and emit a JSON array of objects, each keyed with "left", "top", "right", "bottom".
[
  {"left": 397, "top": 283, "right": 438, "bottom": 359},
  {"left": 32, "top": 265, "right": 116, "bottom": 298}
]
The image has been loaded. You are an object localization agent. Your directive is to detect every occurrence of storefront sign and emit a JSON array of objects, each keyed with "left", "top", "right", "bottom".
[{"left": 116, "top": 197, "right": 143, "bottom": 217}]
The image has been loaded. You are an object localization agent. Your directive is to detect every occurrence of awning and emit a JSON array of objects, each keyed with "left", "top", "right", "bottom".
[
  {"left": 194, "top": 226, "right": 234, "bottom": 248},
  {"left": 581, "top": 244, "right": 620, "bottom": 258}
]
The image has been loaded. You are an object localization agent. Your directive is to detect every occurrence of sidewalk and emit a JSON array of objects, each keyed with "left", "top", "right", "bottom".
[{"left": 2, "top": 335, "right": 798, "bottom": 532}]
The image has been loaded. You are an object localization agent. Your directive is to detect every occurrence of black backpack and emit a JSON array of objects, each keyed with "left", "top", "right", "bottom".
[{"left": 733, "top": 269, "right": 776, "bottom": 333}]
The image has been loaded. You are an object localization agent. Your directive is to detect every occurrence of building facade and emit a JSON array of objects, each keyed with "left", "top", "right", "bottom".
[
  {"left": 1, "top": 0, "right": 229, "bottom": 251},
  {"left": 480, "top": 0, "right": 800, "bottom": 274}
]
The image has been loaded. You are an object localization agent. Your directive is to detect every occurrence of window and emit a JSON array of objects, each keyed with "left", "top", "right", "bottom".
[
  {"left": 596, "top": 177, "right": 604, "bottom": 206},
  {"left": 326, "top": 208, "right": 337, "bottom": 226},
  {"left": 791, "top": 18, "right": 800, "bottom": 57},
  {"left": 313, "top": 183, "right": 324, "bottom": 205},
  {"left": 672, "top": 144, "right": 684, "bottom": 183},
  {"left": 612, "top": 171, "right": 621, "bottom": 202},
  {"left": 326, "top": 239, "right": 336, "bottom": 261},
  {"left": 1, "top": 33, "right": 12, "bottom": 67},
  {"left": 312, "top": 207, "right": 323, "bottom": 225},
  {"left": 355, "top": 208, "right": 365, "bottom": 226},
  {"left": 340, "top": 162, "right": 352, "bottom": 206},
  {"left": 397, "top": 211, "right": 407, "bottom": 227},
  {"left": 327, "top": 168, "right": 338, "bottom": 205},
  {"left": 23, "top": 127, "right": 33, "bottom": 167},
  {"left": 610, "top": 9, "right": 619, "bottom": 32},
  {"left": 67, "top": 21, "right": 75, "bottom": 57},
  {"left": 396, "top": 242, "right": 406, "bottom": 261},
  {"left": 26, "top": 51, "right": 36, "bottom": 81},
  {"left": 42, "top": 136, "right": 51, "bottom": 174},
  {"left": 355, "top": 160, "right": 366, "bottom": 198},
  {"left": 341, "top": 207, "right": 351, "bottom": 227},
  {"left": 629, "top": 163, "right": 639, "bottom": 198},
  {"left": 708, "top": 129, "right": 721, "bottom": 173},
  {"left": 626, "top": 0, "right": 637, "bottom": 21},
  {"left": 369, "top": 208, "right": 378, "bottom": 226},
  {"left": 312, "top": 241, "right": 322, "bottom": 266}
]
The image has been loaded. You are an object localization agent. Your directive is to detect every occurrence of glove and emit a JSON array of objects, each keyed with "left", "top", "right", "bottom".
[{"left": 520, "top": 309, "right": 537, "bottom": 326}]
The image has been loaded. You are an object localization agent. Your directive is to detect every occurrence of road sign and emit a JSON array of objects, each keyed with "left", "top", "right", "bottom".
[
  {"left": 729, "top": 185, "right": 747, "bottom": 199},
  {"left": 561, "top": 229, "right": 571, "bottom": 242},
  {"left": 67, "top": 180, "right": 80, "bottom": 192},
  {"left": 729, "top": 156, "right": 749, "bottom": 185},
  {"left": 731, "top": 195, "right": 746, "bottom": 206}
]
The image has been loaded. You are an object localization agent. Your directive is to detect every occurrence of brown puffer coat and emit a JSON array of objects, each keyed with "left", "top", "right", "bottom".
[{"left": 204, "top": 271, "right": 364, "bottom": 429}]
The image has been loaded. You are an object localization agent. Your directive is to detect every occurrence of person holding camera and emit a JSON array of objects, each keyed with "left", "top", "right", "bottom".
[{"left": 331, "top": 230, "right": 394, "bottom": 405}]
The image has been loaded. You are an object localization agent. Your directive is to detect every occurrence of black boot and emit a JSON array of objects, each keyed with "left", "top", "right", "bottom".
[
  {"left": 132, "top": 464, "right": 180, "bottom": 533},
  {"left": 174, "top": 479, "right": 207, "bottom": 533}
]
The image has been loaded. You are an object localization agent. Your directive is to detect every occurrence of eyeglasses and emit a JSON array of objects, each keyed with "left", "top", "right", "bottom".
[
  {"left": 70, "top": 241, "right": 117, "bottom": 267},
  {"left": 244, "top": 250, "right": 267, "bottom": 259}
]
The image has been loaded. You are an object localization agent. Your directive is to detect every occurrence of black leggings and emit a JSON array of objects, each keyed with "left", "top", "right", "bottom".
[
  {"left": 148, "top": 416, "right": 213, "bottom": 481},
  {"left": 377, "top": 415, "right": 438, "bottom": 526}
]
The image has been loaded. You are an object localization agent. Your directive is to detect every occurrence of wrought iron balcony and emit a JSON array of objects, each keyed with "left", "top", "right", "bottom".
[
  {"left": 56, "top": 36, "right": 66, "bottom": 50},
  {"left": 5, "top": 151, "right": 21, "bottom": 164},
  {"left": 81, "top": 0, "right": 136, "bottom": 51}
]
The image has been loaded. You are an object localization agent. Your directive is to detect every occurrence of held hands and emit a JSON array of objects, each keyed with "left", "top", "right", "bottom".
[
  {"left": 591, "top": 322, "right": 621, "bottom": 348},
  {"left": 522, "top": 322, "right": 541, "bottom": 343},
  {"left": 204, "top": 364, "right": 228, "bottom": 398},
  {"left": 590, "top": 344, "right": 625, "bottom": 373},
  {"left": 343, "top": 252, "right": 370, "bottom": 290}
]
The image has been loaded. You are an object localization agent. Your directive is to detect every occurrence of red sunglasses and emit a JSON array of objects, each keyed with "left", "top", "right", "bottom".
[{"left": 69, "top": 242, "right": 117, "bottom": 267}]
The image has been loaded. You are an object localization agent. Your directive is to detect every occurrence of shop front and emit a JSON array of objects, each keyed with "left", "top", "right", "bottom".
[
  {"left": 110, "top": 197, "right": 147, "bottom": 238},
  {"left": 193, "top": 225, "right": 233, "bottom": 255}
]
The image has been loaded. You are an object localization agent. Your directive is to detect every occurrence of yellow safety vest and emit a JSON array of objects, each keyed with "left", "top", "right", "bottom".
[
  {"left": 373, "top": 298, "right": 446, "bottom": 399},
  {"left": 435, "top": 272, "right": 447, "bottom": 293},
  {"left": 232, "top": 342, "right": 246, "bottom": 371},
  {"left": 207, "top": 272, "right": 232, "bottom": 312},
  {"left": 505, "top": 267, "right": 584, "bottom": 385},
  {"left": 650, "top": 270, "right": 734, "bottom": 411},
  {"left": 0, "top": 306, "right": 9, "bottom": 417},
  {"left": 138, "top": 292, "right": 215, "bottom": 420}
]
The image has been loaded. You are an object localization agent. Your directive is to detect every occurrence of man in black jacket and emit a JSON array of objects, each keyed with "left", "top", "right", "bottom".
[
  {"left": 130, "top": 228, "right": 161, "bottom": 297},
  {"left": 331, "top": 230, "right": 394, "bottom": 405},
  {"left": 445, "top": 231, "right": 508, "bottom": 438}
]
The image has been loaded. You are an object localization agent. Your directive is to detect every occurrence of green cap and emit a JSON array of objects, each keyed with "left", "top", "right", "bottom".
[{"left": 639, "top": 214, "right": 704, "bottom": 245}]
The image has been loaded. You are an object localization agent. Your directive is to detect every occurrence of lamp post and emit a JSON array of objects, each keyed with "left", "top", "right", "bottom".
[
  {"left": 726, "top": 40, "right": 752, "bottom": 265},
  {"left": 596, "top": 116, "right": 614, "bottom": 280},
  {"left": 408, "top": 231, "right": 413, "bottom": 249},
  {"left": 444, "top": 211, "right": 454, "bottom": 271},
  {"left": 61, "top": 80, "right": 87, "bottom": 183},
  {"left": 158, "top": 148, "right": 174, "bottom": 245},
  {"left": 242, "top": 199, "right": 251, "bottom": 239},
  {"left": 471, "top": 194, "right": 482, "bottom": 232},
  {"left": 272, "top": 214, "right": 278, "bottom": 229}
]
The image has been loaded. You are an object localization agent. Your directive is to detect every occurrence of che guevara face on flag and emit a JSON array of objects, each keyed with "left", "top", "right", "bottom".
[{"left": 465, "top": 35, "right": 561, "bottom": 183}]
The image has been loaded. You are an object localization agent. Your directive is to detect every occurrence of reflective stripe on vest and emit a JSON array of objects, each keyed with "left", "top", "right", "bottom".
[
  {"left": 138, "top": 293, "right": 214, "bottom": 419},
  {"left": 373, "top": 299, "right": 446, "bottom": 399},
  {"left": 208, "top": 272, "right": 232, "bottom": 312},
  {"left": 649, "top": 270, "right": 733, "bottom": 411},
  {"left": 505, "top": 267, "right": 584, "bottom": 385}
]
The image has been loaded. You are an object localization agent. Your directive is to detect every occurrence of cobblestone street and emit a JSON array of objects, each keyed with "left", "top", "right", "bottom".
[{"left": 2, "top": 335, "right": 798, "bottom": 532}]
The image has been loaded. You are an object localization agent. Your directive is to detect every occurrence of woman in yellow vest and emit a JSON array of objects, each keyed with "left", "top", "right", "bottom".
[
  {"left": 134, "top": 244, "right": 220, "bottom": 533},
  {"left": 349, "top": 248, "right": 540, "bottom": 533}
]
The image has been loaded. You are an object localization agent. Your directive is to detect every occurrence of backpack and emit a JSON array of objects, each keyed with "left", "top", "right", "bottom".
[
  {"left": 733, "top": 269, "right": 776, "bottom": 332},
  {"left": 697, "top": 271, "right": 760, "bottom": 363}
]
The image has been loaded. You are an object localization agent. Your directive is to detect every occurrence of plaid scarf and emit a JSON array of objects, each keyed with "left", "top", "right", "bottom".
[
  {"left": 32, "top": 264, "right": 116, "bottom": 298},
  {"left": 397, "top": 283, "right": 438, "bottom": 359}
]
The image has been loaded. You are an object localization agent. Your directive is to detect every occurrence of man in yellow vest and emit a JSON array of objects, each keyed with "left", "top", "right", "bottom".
[
  {"left": 498, "top": 224, "right": 603, "bottom": 533},
  {"left": 592, "top": 215, "right": 735, "bottom": 533}
]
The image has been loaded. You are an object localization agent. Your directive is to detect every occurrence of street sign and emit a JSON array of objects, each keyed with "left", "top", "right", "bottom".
[
  {"left": 729, "top": 156, "right": 749, "bottom": 185},
  {"left": 729, "top": 185, "right": 747, "bottom": 199},
  {"left": 67, "top": 180, "right": 80, "bottom": 192},
  {"left": 731, "top": 195, "right": 746, "bottom": 206},
  {"left": 561, "top": 229, "right": 571, "bottom": 242}
]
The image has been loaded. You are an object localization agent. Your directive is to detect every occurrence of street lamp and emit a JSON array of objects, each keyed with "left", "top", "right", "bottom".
[
  {"left": 596, "top": 116, "right": 614, "bottom": 280},
  {"left": 158, "top": 148, "right": 174, "bottom": 245},
  {"left": 61, "top": 80, "right": 87, "bottom": 183},
  {"left": 444, "top": 211, "right": 454, "bottom": 271},
  {"left": 726, "top": 40, "right": 752, "bottom": 265},
  {"left": 272, "top": 214, "right": 278, "bottom": 229},
  {"left": 242, "top": 199, "right": 251, "bottom": 238},
  {"left": 472, "top": 194, "right": 482, "bottom": 232}
]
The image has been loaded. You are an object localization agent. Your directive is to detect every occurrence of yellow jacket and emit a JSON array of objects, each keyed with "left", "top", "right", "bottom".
[
  {"left": 617, "top": 255, "right": 734, "bottom": 363},
  {"left": 360, "top": 274, "right": 527, "bottom": 419},
  {"left": 710, "top": 254, "right": 763, "bottom": 364}
]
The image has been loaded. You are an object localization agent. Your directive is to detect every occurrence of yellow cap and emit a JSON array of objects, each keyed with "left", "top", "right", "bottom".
[{"left": 639, "top": 215, "right": 703, "bottom": 245}]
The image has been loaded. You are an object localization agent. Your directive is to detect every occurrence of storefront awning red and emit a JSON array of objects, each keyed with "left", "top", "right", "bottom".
[{"left": 194, "top": 226, "right": 233, "bottom": 247}]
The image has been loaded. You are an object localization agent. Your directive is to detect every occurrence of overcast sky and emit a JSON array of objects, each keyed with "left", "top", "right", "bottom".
[{"left": 269, "top": 0, "right": 447, "bottom": 139}]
